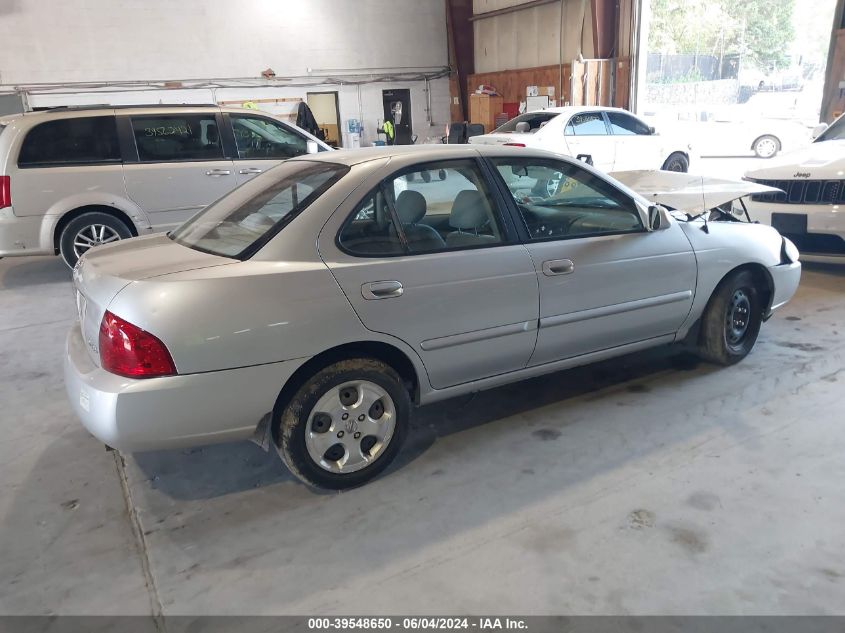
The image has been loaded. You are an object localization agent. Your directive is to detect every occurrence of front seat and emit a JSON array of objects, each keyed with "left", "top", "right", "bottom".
[
  {"left": 446, "top": 190, "right": 498, "bottom": 248},
  {"left": 394, "top": 190, "right": 446, "bottom": 251}
]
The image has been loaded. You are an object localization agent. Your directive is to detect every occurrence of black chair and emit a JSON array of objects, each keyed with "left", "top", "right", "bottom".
[
  {"left": 466, "top": 123, "right": 485, "bottom": 138},
  {"left": 447, "top": 122, "right": 467, "bottom": 144}
]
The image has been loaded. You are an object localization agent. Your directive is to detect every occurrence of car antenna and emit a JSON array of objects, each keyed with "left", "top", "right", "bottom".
[{"left": 700, "top": 175, "right": 709, "bottom": 233}]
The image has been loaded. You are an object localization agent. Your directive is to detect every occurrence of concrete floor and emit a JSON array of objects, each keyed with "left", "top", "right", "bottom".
[{"left": 1, "top": 248, "right": 844, "bottom": 615}]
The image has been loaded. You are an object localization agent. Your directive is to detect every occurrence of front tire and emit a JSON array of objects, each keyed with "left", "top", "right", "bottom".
[
  {"left": 698, "top": 270, "right": 763, "bottom": 366},
  {"left": 752, "top": 135, "right": 780, "bottom": 159},
  {"left": 662, "top": 152, "right": 689, "bottom": 172},
  {"left": 59, "top": 212, "right": 133, "bottom": 268},
  {"left": 275, "top": 358, "right": 410, "bottom": 490}
]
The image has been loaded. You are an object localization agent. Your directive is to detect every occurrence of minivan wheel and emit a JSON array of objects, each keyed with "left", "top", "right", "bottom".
[
  {"left": 275, "top": 358, "right": 410, "bottom": 490},
  {"left": 59, "top": 212, "right": 133, "bottom": 267},
  {"left": 697, "top": 270, "right": 763, "bottom": 366}
]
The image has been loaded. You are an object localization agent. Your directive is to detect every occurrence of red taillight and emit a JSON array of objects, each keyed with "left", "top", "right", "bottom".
[
  {"left": 99, "top": 311, "right": 176, "bottom": 378},
  {"left": 503, "top": 142, "right": 526, "bottom": 147},
  {"left": 0, "top": 176, "right": 10, "bottom": 209}
]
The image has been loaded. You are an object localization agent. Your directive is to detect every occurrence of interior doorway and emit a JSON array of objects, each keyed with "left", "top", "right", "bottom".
[
  {"left": 382, "top": 89, "right": 413, "bottom": 145},
  {"left": 306, "top": 92, "right": 342, "bottom": 147}
]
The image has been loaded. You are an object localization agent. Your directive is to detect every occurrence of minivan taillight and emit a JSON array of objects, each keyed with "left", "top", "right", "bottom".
[
  {"left": 99, "top": 311, "right": 176, "bottom": 378},
  {"left": 0, "top": 176, "right": 10, "bottom": 209}
]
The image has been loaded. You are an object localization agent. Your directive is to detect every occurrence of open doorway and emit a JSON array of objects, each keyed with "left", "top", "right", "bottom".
[
  {"left": 382, "top": 89, "right": 413, "bottom": 145},
  {"left": 306, "top": 92, "right": 342, "bottom": 147}
]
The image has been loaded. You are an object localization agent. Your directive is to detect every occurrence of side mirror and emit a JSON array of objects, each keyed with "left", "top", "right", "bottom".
[
  {"left": 648, "top": 205, "right": 671, "bottom": 231},
  {"left": 812, "top": 123, "right": 829, "bottom": 139},
  {"left": 306, "top": 140, "right": 320, "bottom": 154},
  {"left": 648, "top": 126, "right": 656, "bottom": 135}
]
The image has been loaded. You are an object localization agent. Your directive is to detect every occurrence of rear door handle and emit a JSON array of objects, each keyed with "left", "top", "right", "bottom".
[
  {"left": 362, "top": 280, "right": 404, "bottom": 300},
  {"left": 239, "top": 168, "right": 263, "bottom": 175},
  {"left": 205, "top": 169, "right": 232, "bottom": 177},
  {"left": 542, "top": 259, "right": 575, "bottom": 276}
]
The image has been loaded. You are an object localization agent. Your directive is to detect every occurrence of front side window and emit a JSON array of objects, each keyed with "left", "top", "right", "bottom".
[
  {"left": 607, "top": 112, "right": 651, "bottom": 136},
  {"left": 564, "top": 112, "right": 608, "bottom": 136},
  {"left": 492, "top": 158, "right": 642, "bottom": 240},
  {"left": 231, "top": 115, "right": 308, "bottom": 159},
  {"left": 131, "top": 114, "right": 223, "bottom": 162},
  {"left": 170, "top": 160, "right": 347, "bottom": 258},
  {"left": 18, "top": 116, "right": 120, "bottom": 167},
  {"left": 338, "top": 160, "right": 505, "bottom": 256}
]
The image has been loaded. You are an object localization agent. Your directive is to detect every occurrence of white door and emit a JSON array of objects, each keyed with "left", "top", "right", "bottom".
[
  {"left": 488, "top": 156, "right": 697, "bottom": 364},
  {"left": 605, "top": 111, "right": 666, "bottom": 170},
  {"left": 561, "top": 111, "right": 617, "bottom": 172},
  {"left": 228, "top": 113, "right": 313, "bottom": 185},
  {"left": 122, "top": 112, "right": 236, "bottom": 232}
]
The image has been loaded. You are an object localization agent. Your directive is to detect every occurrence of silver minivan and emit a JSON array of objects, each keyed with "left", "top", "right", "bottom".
[{"left": 0, "top": 104, "right": 329, "bottom": 266}]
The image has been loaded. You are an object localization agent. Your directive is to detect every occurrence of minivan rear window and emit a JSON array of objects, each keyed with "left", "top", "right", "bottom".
[
  {"left": 18, "top": 116, "right": 120, "bottom": 167},
  {"left": 170, "top": 160, "right": 348, "bottom": 259}
]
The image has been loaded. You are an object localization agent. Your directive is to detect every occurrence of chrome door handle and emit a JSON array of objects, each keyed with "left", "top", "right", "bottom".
[
  {"left": 542, "top": 259, "right": 575, "bottom": 276},
  {"left": 362, "top": 280, "right": 404, "bottom": 300},
  {"left": 205, "top": 169, "right": 232, "bottom": 177},
  {"left": 239, "top": 168, "right": 263, "bottom": 175}
]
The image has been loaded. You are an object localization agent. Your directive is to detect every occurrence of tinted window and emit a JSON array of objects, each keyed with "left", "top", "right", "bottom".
[
  {"left": 231, "top": 115, "right": 308, "bottom": 159},
  {"left": 607, "top": 112, "right": 651, "bottom": 135},
  {"left": 170, "top": 160, "right": 347, "bottom": 258},
  {"left": 492, "top": 158, "right": 642, "bottom": 240},
  {"left": 18, "top": 116, "right": 120, "bottom": 167},
  {"left": 564, "top": 112, "right": 608, "bottom": 136},
  {"left": 339, "top": 160, "right": 505, "bottom": 256},
  {"left": 131, "top": 114, "right": 223, "bottom": 162},
  {"left": 816, "top": 114, "right": 845, "bottom": 142},
  {"left": 494, "top": 112, "right": 558, "bottom": 133}
]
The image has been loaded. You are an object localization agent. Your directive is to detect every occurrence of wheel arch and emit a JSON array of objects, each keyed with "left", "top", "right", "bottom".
[
  {"left": 52, "top": 205, "right": 139, "bottom": 254},
  {"left": 712, "top": 262, "right": 774, "bottom": 315},
  {"left": 270, "top": 340, "right": 422, "bottom": 440}
]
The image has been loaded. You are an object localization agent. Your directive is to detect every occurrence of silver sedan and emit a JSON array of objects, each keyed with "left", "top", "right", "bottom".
[{"left": 64, "top": 145, "right": 801, "bottom": 489}]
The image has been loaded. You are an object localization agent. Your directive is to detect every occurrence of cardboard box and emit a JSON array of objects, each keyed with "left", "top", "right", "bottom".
[{"left": 469, "top": 93, "right": 504, "bottom": 135}]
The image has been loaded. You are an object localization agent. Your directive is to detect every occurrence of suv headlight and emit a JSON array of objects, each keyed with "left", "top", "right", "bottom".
[{"left": 781, "top": 237, "right": 799, "bottom": 263}]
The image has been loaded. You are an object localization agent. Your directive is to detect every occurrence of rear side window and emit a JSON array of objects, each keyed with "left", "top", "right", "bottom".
[
  {"left": 131, "top": 114, "right": 223, "bottom": 162},
  {"left": 564, "top": 112, "right": 608, "bottom": 136},
  {"left": 18, "top": 116, "right": 120, "bottom": 167}
]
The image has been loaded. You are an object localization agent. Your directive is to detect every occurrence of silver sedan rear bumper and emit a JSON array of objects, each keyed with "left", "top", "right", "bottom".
[{"left": 64, "top": 323, "right": 304, "bottom": 452}]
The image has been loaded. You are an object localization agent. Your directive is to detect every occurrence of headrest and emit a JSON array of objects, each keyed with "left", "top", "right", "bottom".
[
  {"left": 449, "top": 190, "right": 489, "bottom": 230},
  {"left": 395, "top": 190, "right": 427, "bottom": 224}
]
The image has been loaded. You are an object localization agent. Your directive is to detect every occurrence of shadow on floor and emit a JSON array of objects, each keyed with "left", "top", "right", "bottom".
[
  {"left": 130, "top": 346, "right": 707, "bottom": 501},
  {"left": 0, "top": 256, "right": 70, "bottom": 289}
]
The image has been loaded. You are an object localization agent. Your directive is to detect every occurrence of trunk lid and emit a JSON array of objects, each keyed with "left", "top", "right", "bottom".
[
  {"left": 72, "top": 234, "right": 234, "bottom": 366},
  {"left": 468, "top": 133, "right": 522, "bottom": 146}
]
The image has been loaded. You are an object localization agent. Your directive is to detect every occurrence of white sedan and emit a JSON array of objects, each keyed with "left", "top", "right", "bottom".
[{"left": 469, "top": 106, "right": 695, "bottom": 173}]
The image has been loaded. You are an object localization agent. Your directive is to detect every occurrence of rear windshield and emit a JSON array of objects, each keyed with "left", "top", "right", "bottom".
[
  {"left": 170, "top": 160, "right": 348, "bottom": 259},
  {"left": 494, "top": 112, "right": 558, "bottom": 133}
]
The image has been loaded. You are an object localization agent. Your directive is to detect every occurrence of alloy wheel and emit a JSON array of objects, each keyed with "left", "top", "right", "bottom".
[{"left": 72, "top": 224, "right": 122, "bottom": 258}]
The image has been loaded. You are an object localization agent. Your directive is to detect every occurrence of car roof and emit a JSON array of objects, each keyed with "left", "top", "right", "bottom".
[
  {"left": 287, "top": 143, "right": 579, "bottom": 167},
  {"left": 523, "top": 105, "right": 634, "bottom": 117},
  {"left": 2, "top": 103, "right": 283, "bottom": 119}
]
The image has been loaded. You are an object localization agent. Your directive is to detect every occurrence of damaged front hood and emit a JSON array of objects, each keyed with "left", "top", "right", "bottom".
[{"left": 609, "top": 169, "right": 782, "bottom": 213}]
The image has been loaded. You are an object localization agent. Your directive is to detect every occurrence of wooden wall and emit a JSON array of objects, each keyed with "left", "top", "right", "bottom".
[{"left": 466, "top": 57, "right": 631, "bottom": 114}]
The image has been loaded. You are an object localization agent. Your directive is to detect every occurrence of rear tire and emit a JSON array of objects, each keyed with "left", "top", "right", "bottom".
[
  {"left": 59, "top": 212, "right": 133, "bottom": 268},
  {"left": 662, "top": 152, "right": 689, "bottom": 172},
  {"left": 697, "top": 270, "right": 763, "bottom": 366},
  {"left": 275, "top": 358, "right": 410, "bottom": 490}
]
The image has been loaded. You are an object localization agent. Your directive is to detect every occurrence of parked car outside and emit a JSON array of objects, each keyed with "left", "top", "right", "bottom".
[
  {"left": 744, "top": 112, "right": 845, "bottom": 264},
  {"left": 0, "top": 104, "right": 330, "bottom": 267},
  {"left": 64, "top": 145, "right": 800, "bottom": 489},
  {"left": 644, "top": 104, "right": 811, "bottom": 158},
  {"left": 468, "top": 106, "right": 695, "bottom": 173}
]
